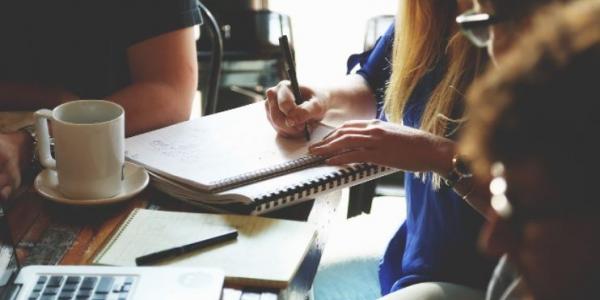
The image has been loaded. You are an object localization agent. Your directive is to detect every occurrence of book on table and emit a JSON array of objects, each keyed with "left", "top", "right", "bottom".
[
  {"left": 93, "top": 208, "right": 316, "bottom": 289},
  {"left": 125, "top": 102, "right": 398, "bottom": 214}
]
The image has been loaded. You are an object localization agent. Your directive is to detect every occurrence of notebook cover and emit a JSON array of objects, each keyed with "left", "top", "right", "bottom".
[{"left": 92, "top": 209, "right": 316, "bottom": 289}]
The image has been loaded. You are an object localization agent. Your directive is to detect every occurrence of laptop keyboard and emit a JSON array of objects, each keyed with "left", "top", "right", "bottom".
[{"left": 27, "top": 274, "right": 136, "bottom": 300}]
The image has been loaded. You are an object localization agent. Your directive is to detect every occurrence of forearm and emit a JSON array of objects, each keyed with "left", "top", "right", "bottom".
[
  {"left": 320, "top": 74, "right": 377, "bottom": 124},
  {"left": 429, "top": 139, "right": 490, "bottom": 216},
  {"left": 115, "top": 26, "right": 197, "bottom": 136},
  {"left": 453, "top": 177, "right": 491, "bottom": 217},
  {"left": 0, "top": 82, "right": 77, "bottom": 110},
  {"left": 108, "top": 81, "right": 194, "bottom": 136}
]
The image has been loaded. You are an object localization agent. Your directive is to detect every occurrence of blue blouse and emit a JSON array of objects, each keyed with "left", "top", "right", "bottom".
[{"left": 347, "top": 24, "right": 496, "bottom": 295}]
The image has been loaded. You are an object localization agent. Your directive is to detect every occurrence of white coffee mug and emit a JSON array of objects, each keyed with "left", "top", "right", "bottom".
[{"left": 34, "top": 100, "right": 125, "bottom": 199}]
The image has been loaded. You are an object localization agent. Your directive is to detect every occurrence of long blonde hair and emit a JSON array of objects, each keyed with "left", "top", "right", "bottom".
[{"left": 384, "top": 0, "right": 486, "bottom": 187}]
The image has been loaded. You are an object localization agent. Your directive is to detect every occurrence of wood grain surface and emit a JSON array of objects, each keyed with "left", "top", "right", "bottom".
[{"left": 6, "top": 184, "right": 341, "bottom": 300}]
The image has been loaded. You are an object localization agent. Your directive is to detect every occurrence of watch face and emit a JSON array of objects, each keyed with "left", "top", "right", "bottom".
[
  {"left": 454, "top": 156, "right": 472, "bottom": 176},
  {"left": 444, "top": 171, "right": 460, "bottom": 188}
]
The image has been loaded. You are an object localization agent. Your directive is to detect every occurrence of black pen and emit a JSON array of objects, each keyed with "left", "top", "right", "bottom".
[
  {"left": 278, "top": 35, "right": 311, "bottom": 141},
  {"left": 135, "top": 229, "right": 238, "bottom": 266}
]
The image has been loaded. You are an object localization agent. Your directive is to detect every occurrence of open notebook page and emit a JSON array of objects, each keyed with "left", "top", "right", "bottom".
[{"left": 125, "top": 102, "right": 334, "bottom": 192}]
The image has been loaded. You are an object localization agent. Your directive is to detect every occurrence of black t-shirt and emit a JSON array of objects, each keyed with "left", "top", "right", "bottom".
[{"left": 0, "top": 0, "right": 202, "bottom": 99}]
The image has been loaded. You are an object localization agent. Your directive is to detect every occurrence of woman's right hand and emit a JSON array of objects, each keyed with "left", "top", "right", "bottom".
[{"left": 264, "top": 80, "right": 327, "bottom": 138}]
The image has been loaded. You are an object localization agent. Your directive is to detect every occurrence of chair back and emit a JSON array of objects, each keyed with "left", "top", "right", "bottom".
[
  {"left": 364, "top": 15, "right": 394, "bottom": 51},
  {"left": 198, "top": 2, "right": 223, "bottom": 116}
]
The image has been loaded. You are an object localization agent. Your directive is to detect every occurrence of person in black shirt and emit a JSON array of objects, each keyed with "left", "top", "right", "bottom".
[{"left": 0, "top": 0, "right": 203, "bottom": 200}]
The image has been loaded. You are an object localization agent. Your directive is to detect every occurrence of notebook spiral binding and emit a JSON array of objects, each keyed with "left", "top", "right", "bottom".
[
  {"left": 148, "top": 161, "right": 394, "bottom": 215},
  {"left": 209, "top": 155, "right": 326, "bottom": 193},
  {"left": 253, "top": 163, "right": 389, "bottom": 213}
]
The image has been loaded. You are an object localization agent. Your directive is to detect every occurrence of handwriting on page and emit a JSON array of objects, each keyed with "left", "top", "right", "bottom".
[
  {"left": 148, "top": 140, "right": 201, "bottom": 162},
  {"left": 124, "top": 102, "right": 336, "bottom": 191}
]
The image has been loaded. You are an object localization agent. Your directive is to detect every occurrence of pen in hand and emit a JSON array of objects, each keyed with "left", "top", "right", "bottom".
[
  {"left": 135, "top": 229, "right": 238, "bottom": 266},
  {"left": 278, "top": 35, "right": 311, "bottom": 141}
]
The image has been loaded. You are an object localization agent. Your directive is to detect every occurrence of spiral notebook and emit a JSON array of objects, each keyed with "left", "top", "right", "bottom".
[{"left": 125, "top": 102, "right": 397, "bottom": 214}]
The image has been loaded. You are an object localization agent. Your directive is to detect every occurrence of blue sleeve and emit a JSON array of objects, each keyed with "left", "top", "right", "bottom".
[{"left": 346, "top": 23, "right": 394, "bottom": 118}]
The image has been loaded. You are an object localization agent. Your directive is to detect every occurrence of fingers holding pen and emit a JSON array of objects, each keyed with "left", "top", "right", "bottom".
[
  {"left": 275, "top": 81, "right": 297, "bottom": 116},
  {"left": 265, "top": 84, "right": 305, "bottom": 138},
  {"left": 266, "top": 95, "right": 301, "bottom": 138},
  {"left": 286, "top": 99, "right": 322, "bottom": 127},
  {"left": 265, "top": 80, "right": 327, "bottom": 139}
]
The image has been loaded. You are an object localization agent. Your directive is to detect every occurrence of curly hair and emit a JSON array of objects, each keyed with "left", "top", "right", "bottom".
[
  {"left": 479, "top": 0, "right": 573, "bottom": 19},
  {"left": 461, "top": 0, "right": 600, "bottom": 199}
]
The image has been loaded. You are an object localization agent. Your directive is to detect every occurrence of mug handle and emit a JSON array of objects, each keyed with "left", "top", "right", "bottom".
[{"left": 34, "top": 109, "right": 56, "bottom": 170}]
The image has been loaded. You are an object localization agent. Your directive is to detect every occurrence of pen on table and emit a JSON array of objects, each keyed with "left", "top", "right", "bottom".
[
  {"left": 135, "top": 229, "right": 238, "bottom": 266},
  {"left": 278, "top": 35, "right": 311, "bottom": 141}
]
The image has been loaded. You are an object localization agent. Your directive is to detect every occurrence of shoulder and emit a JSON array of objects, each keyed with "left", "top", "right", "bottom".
[
  {"left": 120, "top": 0, "right": 202, "bottom": 47},
  {"left": 382, "top": 23, "right": 395, "bottom": 44}
]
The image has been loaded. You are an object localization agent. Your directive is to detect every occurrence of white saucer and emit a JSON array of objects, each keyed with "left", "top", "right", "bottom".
[{"left": 34, "top": 162, "right": 149, "bottom": 206}]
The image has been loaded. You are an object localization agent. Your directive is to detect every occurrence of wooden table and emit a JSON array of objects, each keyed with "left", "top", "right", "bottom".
[{"left": 5, "top": 184, "right": 342, "bottom": 300}]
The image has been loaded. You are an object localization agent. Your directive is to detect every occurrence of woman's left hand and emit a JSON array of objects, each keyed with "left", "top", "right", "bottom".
[{"left": 308, "top": 120, "right": 454, "bottom": 174}]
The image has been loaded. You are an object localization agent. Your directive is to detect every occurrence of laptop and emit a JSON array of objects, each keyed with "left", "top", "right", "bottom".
[{"left": 0, "top": 204, "right": 225, "bottom": 300}]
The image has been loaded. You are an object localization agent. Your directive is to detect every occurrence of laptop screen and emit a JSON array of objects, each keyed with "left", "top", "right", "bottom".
[{"left": 0, "top": 203, "right": 19, "bottom": 290}]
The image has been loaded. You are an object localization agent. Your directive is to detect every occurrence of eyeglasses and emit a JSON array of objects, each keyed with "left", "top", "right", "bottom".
[
  {"left": 489, "top": 162, "right": 513, "bottom": 219},
  {"left": 456, "top": 9, "right": 502, "bottom": 48}
]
